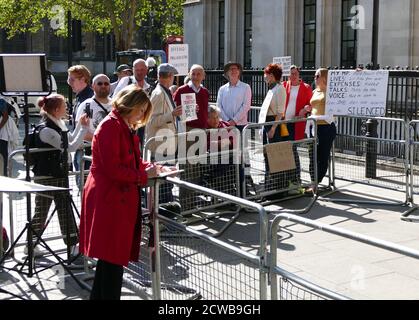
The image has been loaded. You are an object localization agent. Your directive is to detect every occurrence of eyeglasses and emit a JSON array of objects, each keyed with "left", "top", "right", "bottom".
[
  {"left": 96, "top": 82, "right": 110, "bottom": 86},
  {"left": 67, "top": 77, "right": 81, "bottom": 83},
  {"left": 315, "top": 74, "right": 320, "bottom": 79}
]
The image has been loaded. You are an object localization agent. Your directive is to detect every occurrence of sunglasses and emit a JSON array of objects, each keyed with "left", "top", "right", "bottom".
[
  {"left": 315, "top": 74, "right": 320, "bottom": 79},
  {"left": 96, "top": 82, "right": 110, "bottom": 86}
]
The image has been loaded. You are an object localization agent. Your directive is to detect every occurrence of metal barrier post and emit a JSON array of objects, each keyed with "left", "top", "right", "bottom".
[
  {"left": 365, "top": 118, "right": 378, "bottom": 178},
  {"left": 151, "top": 179, "right": 162, "bottom": 300}
]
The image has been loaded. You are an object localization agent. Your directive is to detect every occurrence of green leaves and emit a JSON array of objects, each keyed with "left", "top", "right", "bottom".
[{"left": 0, "top": 0, "right": 184, "bottom": 51}]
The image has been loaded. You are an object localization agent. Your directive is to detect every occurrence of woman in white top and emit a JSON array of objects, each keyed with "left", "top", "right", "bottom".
[
  {"left": 260, "top": 64, "right": 287, "bottom": 196},
  {"left": 261, "top": 63, "right": 287, "bottom": 142},
  {"left": 29, "top": 94, "right": 89, "bottom": 257}
]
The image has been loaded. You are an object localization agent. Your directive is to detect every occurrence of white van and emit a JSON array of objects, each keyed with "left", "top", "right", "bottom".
[{"left": 13, "top": 74, "right": 58, "bottom": 115}]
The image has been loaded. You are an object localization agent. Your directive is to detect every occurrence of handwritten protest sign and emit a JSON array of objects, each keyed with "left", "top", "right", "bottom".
[
  {"left": 181, "top": 93, "right": 197, "bottom": 122},
  {"left": 273, "top": 56, "right": 292, "bottom": 77},
  {"left": 168, "top": 44, "right": 189, "bottom": 76},
  {"left": 265, "top": 141, "right": 296, "bottom": 173},
  {"left": 325, "top": 70, "right": 389, "bottom": 117}
]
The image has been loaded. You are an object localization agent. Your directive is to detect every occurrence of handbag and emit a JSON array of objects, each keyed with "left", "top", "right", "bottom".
[{"left": 269, "top": 107, "right": 289, "bottom": 138}]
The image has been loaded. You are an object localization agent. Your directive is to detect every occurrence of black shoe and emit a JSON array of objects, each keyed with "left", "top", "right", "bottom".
[{"left": 265, "top": 192, "right": 288, "bottom": 201}]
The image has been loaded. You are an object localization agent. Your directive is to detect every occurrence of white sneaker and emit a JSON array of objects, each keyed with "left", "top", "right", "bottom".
[{"left": 23, "top": 245, "right": 46, "bottom": 257}]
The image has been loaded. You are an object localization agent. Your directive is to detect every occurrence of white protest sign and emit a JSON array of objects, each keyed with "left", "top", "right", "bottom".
[
  {"left": 180, "top": 93, "right": 197, "bottom": 122},
  {"left": 325, "top": 70, "right": 389, "bottom": 117},
  {"left": 273, "top": 56, "right": 292, "bottom": 77},
  {"left": 168, "top": 44, "right": 189, "bottom": 76}
]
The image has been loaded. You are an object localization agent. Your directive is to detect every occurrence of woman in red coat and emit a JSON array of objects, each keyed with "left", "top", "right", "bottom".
[{"left": 80, "top": 85, "right": 160, "bottom": 300}]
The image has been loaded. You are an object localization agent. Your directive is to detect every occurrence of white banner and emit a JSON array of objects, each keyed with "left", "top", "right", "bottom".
[
  {"left": 273, "top": 56, "right": 292, "bottom": 77},
  {"left": 325, "top": 70, "right": 389, "bottom": 117},
  {"left": 168, "top": 44, "right": 189, "bottom": 76}
]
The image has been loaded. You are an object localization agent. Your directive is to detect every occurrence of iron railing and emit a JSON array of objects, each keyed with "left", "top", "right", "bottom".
[{"left": 204, "top": 68, "right": 419, "bottom": 121}]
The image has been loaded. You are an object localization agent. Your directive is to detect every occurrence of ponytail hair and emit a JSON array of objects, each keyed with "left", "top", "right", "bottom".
[{"left": 38, "top": 94, "right": 65, "bottom": 116}]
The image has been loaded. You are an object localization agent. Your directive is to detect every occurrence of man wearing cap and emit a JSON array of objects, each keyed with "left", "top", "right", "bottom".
[
  {"left": 145, "top": 63, "right": 181, "bottom": 160},
  {"left": 110, "top": 64, "right": 132, "bottom": 97},
  {"left": 217, "top": 62, "right": 252, "bottom": 131},
  {"left": 145, "top": 63, "right": 181, "bottom": 204}
]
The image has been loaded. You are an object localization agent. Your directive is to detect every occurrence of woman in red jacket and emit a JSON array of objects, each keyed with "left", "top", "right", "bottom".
[
  {"left": 80, "top": 85, "right": 160, "bottom": 300},
  {"left": 283, "top": 65, "right": 313, "bottom": 140}
]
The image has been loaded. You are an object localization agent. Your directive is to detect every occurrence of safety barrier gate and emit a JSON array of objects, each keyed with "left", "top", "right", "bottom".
[
  {"left": 241, "top": 119, "right": 318, "bottom": 212},
  {"left": 321, "top": 116, "right": 410, "bottom": 208},
  {"left": 270, "top": 213, "right": 419, "bottom": 299}
]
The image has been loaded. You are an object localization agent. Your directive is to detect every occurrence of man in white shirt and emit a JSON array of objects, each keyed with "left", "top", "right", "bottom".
[
  {"left": 217, "top": 62, "right": 252, "bottom": 131},
  {"left": 76, "top": 74, "right": 112, "bottom": 141},
  {"left": 112, "top": 59, "right": 153, "bottom": 152}
]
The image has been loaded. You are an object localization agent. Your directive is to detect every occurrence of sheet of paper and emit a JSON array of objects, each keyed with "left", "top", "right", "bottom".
[{"left": 181, "top": 93, "right": 198, "bottom": 122}]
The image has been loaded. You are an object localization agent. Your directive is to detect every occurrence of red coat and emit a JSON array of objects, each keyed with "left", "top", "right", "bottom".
[
  {"left": 79, "top": 110, "right": 150, "bottom": 266},
  {"left": 283, "top": 81, "right": 313, "bottom": 140}
]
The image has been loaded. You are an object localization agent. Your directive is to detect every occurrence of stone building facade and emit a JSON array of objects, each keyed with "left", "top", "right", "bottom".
[{"left": 183, "top": 0, "right": 419, "bottom": 69}]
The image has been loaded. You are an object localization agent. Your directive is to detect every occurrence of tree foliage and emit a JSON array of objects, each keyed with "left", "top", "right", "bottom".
[{"left": 0, "top": 0, "right": 184, "bottom": 51}]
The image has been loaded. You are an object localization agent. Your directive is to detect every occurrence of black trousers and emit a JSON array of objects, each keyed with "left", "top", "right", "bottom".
[
  {"left": 310, "top": 123, "right": 337, "bottom": 184},
  {"left": 32, "top": 178, "right": 79, "bottom": 246},
  {"left": 90, "top": 259, "right": 124, "bottom": 300},
  {"left": 0, "top": 139, "right": 8, "bottom": 176}
]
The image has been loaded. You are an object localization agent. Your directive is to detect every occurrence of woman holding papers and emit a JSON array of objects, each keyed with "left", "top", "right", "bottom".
[
  {"left": 303, "top": 68, "right": 337, "bottom": 193},
  {"left": 80, "top": 86, "right": 161, "bottom": 300}
]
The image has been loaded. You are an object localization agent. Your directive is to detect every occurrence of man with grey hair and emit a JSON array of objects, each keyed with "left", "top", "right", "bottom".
[
  {"left": 145, "top": 63, "right": 181, "bottom": 205},
  {"left": 173, "top": 64, "right": 209, "bottom": 131}
]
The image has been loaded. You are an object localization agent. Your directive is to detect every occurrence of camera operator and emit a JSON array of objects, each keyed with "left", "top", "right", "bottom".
[{"left": 28, "top": 94, "right": 90, "bottom": 257}]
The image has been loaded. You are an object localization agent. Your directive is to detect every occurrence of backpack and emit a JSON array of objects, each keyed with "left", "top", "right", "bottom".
[{"left": 22, "top": 123, "right": 46, "bottom": 168}]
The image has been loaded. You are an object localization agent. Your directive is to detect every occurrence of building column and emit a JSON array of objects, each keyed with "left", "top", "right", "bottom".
[
  {"left": 225, "top": 0, "right": 239, "bottom": 63},
  {"left": 183, "top": 0, "right": 206, "bottom": 67},
  {"left": 252, "top": 0, "right": 288, "bottom": 68}
]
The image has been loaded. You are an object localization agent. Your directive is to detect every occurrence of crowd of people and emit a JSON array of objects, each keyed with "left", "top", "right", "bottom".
[{"left": 0, "top": 58, "right": 337, "bottom": 299}]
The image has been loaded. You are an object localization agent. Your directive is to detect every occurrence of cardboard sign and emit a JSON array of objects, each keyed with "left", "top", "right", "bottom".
[
  {"left": 273, "top": 56, "right": 292, "bottom": 77},
  {"left": 180, "top": 93, "right": 197, "bottom": 121},
  {"left": 325, "top": 70, "right": 389, "bottom": 117},
  {"left": 265, "top": 141, "right": 296, "bottom": 173},
  {"left": 168, "top": 44, "right": 189, "bottom": 76}
]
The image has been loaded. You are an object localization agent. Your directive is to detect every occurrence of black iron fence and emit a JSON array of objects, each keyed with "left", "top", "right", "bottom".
[{"left": 204, "top": 68, "right": 419, "bottom": 121}]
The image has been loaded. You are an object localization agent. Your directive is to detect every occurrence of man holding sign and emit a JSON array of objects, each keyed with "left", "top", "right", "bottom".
[{"left": 173, "top": 64, "right": 209, "bottom": 130}]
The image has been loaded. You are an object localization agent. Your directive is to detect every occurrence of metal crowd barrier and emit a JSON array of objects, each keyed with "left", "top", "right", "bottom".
[
  {"left": 6, "top": 147, "right": 85, "bottom": 252},
  {"left": 81, "top": 156, "right": 269, "bottom": 300},
  {"left": 149, "top": 176, "right": 269, "bottom": 300},
  {"left": 242, "top": 119, "right": 318, "bottom": 211},
  {"left": 143, "top": 129, "right": 243, "bottom": 236},
  {"left": 270, "top": 213, "right": 419, "bottom": 299},
  {"left": 322, "top": 116, "right": 410, "bottom": 207},
  {"left": 402, "top": 120, "right": 419, "bottom": 221}
]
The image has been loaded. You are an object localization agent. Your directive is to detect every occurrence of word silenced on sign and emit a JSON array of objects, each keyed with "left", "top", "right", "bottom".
[{"left": 325, "top": 70, "right": 389, "bottom": 117}]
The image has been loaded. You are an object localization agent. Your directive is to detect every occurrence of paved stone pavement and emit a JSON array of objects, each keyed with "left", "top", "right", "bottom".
[{"left": 2, "top": 178, "right": 419, "bottom": 300}]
